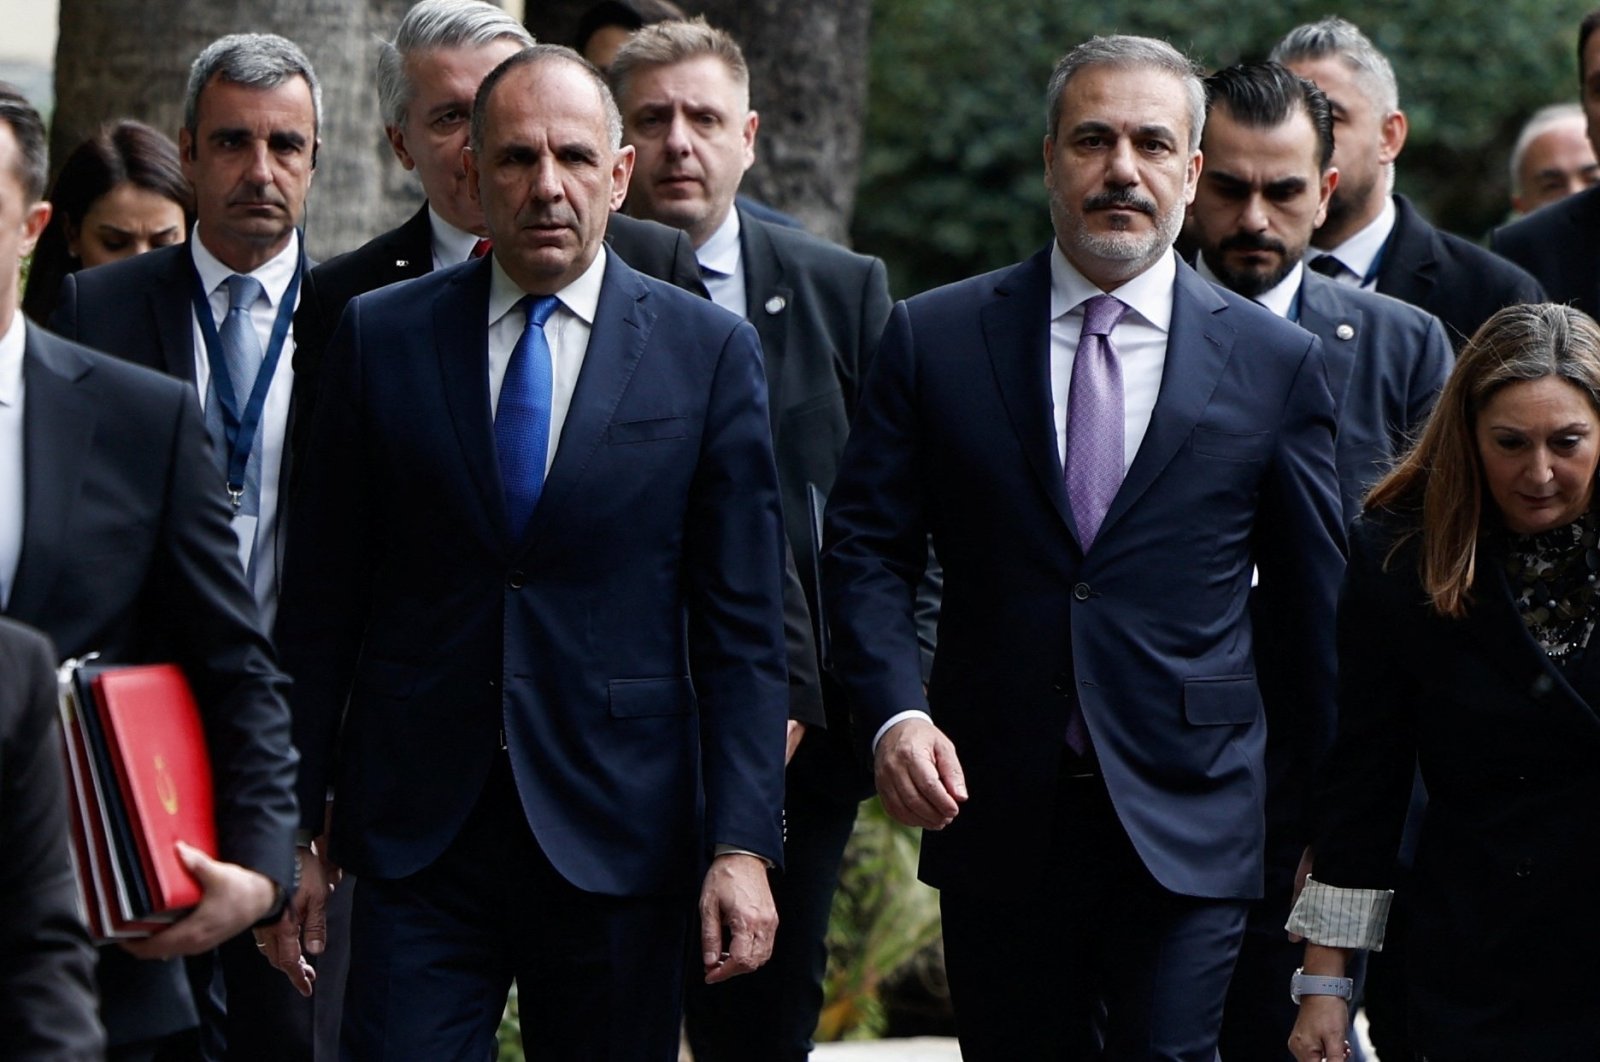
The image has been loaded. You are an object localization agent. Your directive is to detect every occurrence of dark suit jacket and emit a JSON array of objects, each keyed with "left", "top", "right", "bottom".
[
  {"left": 47, "top": 240, "right": 312, "bottom": 606},
  {"left": 1375, "top": 194, "right": 1545, "bottom": 352},
  {"left": 4, "top": 324, "right": 297, "bottom": 1043},
  {"left": 823, "top": 248, "right": 1345, "bottom": 900},
  {"left": 276, "top": 252, "right": 789, "bottom": 893},
  {"left": 1314, "top": 511, "right": 1600, "bottom": 1059},
  {"left": 1298, "top": 272, "right": 1452, "bottom": 525},
  {"left": 0, "top": 617, "right": 102, "bottom": 1060},
  {"left": 1490, "top": 183, "right": 1600, "bottom": 320},
  {"left": 736, "top": 208, "right": 894, "bottom": 793},
  {"left": 291, "top": 205, "right": 704, "bottom": 468}
]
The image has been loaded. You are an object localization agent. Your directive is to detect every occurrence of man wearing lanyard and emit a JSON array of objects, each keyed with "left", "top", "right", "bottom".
[
  {"left": 48, "top": 32, "right": 319, "bottom": 1060},
  {"left": 1269, "top": 16, "right": 1543, "bottom": 352},
  {"left": 1183, "top": 61, "right": 1452, "bottom": 1060}
]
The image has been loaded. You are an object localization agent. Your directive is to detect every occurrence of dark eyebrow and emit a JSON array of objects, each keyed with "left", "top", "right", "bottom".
[
  {"left": 1068, "top": 120, "right": 1116, "bottom": 139},
  {"left": 268, "top": 130, "right": 309, "bottom": 151},
  {"left": 1264, "top": 177, "right": 1310, "bottom": 196},
  {"left": 1131, "top": 123, "right": 1178, "bottom": 144},
  {"left": 1203, "top": 170, "right": 1251, "bottom": 193}
]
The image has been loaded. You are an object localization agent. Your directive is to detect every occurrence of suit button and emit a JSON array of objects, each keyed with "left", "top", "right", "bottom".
[
  {"left": 508, "top": 570, "right": 525, "bottom": 589},
  {"left": 1515, "top": 859, "right": 1534, "bottom": 879},
  {"left": 1052, "top": 674, "right": 1071, "bottom": 695},
  {"left": 1073, "top": 583, "right": 1091, "bottom": 601}
]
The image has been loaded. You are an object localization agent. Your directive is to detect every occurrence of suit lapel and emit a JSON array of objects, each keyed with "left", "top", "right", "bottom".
[
  {"left": 739, "top": 211, "right": 791, "bottom": 428},
  {"left": 515, "top": 253, "right": 654, "bottom": 558},
  {"left": 981, "top": 248, "right": 1081, "bottom": 544},
  {"left": 1297, "top": 274, "right": 1360, "bottom": 413},
  {"left": 151, "top": 248, "right": 199, "bottom": 382},
  {"left": 432, "top": 258, "right": 505, "bottom": 543},
  {"left": 7, "top": 327, "right": 96, "bottom": 621},
  {"left": 1374, "top": 195, "right": 1438, "bottom": 311},
  {"left": 1096, "top": 262, "right": 1233, "bottom": 542},
  {"left": 388, "top": 205, "right": 436, "bottom": 283}
]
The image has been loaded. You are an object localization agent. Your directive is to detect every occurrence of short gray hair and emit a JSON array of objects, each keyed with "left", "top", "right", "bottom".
[
  {"left": 470, "top": 45, "right": 622, "bottom": 155},
  {"left": 1510, "top": 102, "right": 1588, "bottom": 195},
  {"left": 184, "top": 34, "right": 322, "bottom": 138},
  {"left": 1269, "top": 17, "right": 1400, "bottom": 115},
  {"left": 1045, "top": 35, "right": 1205, "bottom": 152},
  {"left": 377, "top": 0, "right": 533, "bottom": 130}
]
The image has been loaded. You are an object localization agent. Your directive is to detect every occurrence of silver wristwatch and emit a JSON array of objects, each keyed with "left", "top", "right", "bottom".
[{"left": 1289, "top": 967, "right": 1354, "bottom": 1004}]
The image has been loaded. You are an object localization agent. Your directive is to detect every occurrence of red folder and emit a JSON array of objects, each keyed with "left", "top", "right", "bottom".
[{"left": 56, "top": 661, "right": 216, "bottom": 940}]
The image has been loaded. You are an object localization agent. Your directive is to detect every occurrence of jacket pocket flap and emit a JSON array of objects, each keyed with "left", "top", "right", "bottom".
[
  {"left": 608, "top": 676, "right": 695, "bottom": 718},
  {"left": 1183, "top": 676, "right": 1261, "bottom": 725},
  {"left": 607, "top": 416, "right": 689, "bottom": 444}
]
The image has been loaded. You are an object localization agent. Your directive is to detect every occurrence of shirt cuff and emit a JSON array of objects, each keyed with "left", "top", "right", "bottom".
[
  {"left": 1285, "top": 874, "right": 1394, "bottom": 950},
  {"left": 872, "top": 709, "right": 934, "bottom": 753},
  {"left": 713, "top": 844, "right": 774, "bottom": 869}
]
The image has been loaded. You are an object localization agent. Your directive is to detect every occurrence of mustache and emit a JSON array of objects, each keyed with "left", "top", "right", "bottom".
[
  {"left": 228, "top": 190, "right": 287, "bottom": 208},
  {"left": 1083, "top": 188, "right": 1156, "bottom": 216},
  {"left": 1217, "top": 231, "right": 1288, "bottom": 256},
  {"left": 515, "top": 206, "right": 578, "bottom": 229}
]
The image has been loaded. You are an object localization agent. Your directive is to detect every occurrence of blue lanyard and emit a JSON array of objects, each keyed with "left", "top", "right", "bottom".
[{"left": 189, "top": 250, "right": 302, "bottom": 511}]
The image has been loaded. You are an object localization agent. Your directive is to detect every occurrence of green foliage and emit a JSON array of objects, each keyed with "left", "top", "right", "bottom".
[
  {"left": 818, "top": 798, "right": 943, "bottom": 1041},
  {"left": 857, "top": 0, "right": 1596, "bottom": 299}
]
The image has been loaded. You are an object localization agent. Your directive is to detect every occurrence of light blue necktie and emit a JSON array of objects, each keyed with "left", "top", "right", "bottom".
[
  {"left": 496, "top": 295, "right": 559, "bottom": 538},
  {"left": 207, "top": 274, "right": 266, "bottom": 517}
]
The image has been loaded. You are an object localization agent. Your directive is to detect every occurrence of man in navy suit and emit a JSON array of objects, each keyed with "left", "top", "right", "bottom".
[
  {"left": 271, "top": 45, "right": 788, "bottom": 1059},
  {"left": 1270, "top": 17, "right": 1543, "bottom": 352},
  {"left": 1184, "top": 61, "right": 1452, "bottom": 1060},
  {"left": 823, "top": 36, "right": 1345, "bottom": 1061},
  {"left": 1491, "top": 10, "right": 1600, "bottom": 318}
]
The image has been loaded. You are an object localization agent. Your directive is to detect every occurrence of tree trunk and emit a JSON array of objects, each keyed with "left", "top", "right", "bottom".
[
  {"left": 53, "top": 0, "right": 416, "bottom": 261},
  {"left": 525, "top": 0, "right": 872, "bottom": 244}
]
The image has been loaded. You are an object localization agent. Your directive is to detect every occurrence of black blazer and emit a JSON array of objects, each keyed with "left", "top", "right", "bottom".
[
  {"left": 1490, "top": 183, "right": 1600, "bottom": 320},
  {"left": 1375, "top": 194, "right": 1545, "bottom": 352},
  {"left": 4, "top": 325, "right": 297, "bottom": 1044},
  {"left": 1315, "top": 512, "right": 1600, "bottom": 1059},
  {"left": 0, "top": 617, "right": 102, "bottom": 1060}
]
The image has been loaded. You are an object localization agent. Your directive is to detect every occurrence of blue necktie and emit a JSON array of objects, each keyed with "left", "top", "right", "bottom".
[
  {"left": 496, "top": 294, "right": 559, "bottom": 538},
  {"left": 207, "top": 274, "right": 266, "bottom": 517}
]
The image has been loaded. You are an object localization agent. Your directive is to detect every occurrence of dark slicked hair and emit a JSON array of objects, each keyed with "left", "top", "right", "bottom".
[
  {"left": 1581, "top": 9, "right": 1600, "bottom": 85},
  {"left": 0, "top": 84, "right": 47, "bottom": 203},
  {"left": 1203, "top": 61, "right": 1335, "bottom": 171}
]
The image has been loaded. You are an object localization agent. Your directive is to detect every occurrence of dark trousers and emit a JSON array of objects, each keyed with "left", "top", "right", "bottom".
[
  {"left": 940, "top": 759, "right": 1248, "bottom": 1062},
  {"left": 340, "top": 756, "right": 689, "bottom": 1062},
  {"left": 682, "top": 786, "right": 860, "bottom": 1062}
]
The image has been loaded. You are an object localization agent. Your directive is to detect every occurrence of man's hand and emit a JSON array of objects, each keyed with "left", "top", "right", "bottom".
[
  {"left": 121, "top": 842, "right": 277, "bottom": 960},
  {"left": 698, "top": 853, "right": 777, "bottom": 984},
  {"left": 254, "top": 841, "right": 340, "bottom": 997},
  {"left": 874, "top": 718, "right": 967, "bottom": 829},
  {"left": 784, "top": 720, "right": 806, "bottom": 765},
  {"left": 1288, "top": 995, "right": 1351, "bottom": 1062}
]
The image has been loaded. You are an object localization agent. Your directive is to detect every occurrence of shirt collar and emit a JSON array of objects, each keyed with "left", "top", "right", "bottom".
[
  {"left": 190, "top": 226, "right": 301, "bottom": 306},
  {"left": 488, "top": 245, "right": 608, "bottom": 328},
  {"left": 1194, "top": 255, "right": 1304, "bottom": 319},
  {"left": 428, "top": 205, "right": 483, "bottom": 267},
  {"left": 695, "top": 207, "right": 742, "bottom": 279},
  {"left": 1049, "top": 241, "right": 1176, "bottom": 333},
  {"left": 1316, "top": 194, "right": 1395, "bottom": 281},
  {"left": 0, "top": 309, "right": 24, "bottom": 407}
]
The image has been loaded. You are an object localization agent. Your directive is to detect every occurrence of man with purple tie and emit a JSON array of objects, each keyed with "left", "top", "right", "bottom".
[{"left": 822, "top": 34, "right": 1345, "bottom": 1061}]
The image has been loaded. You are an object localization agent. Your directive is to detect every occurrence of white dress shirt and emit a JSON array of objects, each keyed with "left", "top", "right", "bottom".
[
  {"left": 486, "top": 246, "right": 607, "bottom": 472},
  {"left": 695, "top": 208, "right": 747, "bottom": 318},
  {"left": 1195, "top": 257, "right": 1305, "bottom": 321},
  {"left": 1312, "top": 195, "right": 1396, "bottom": 291},
  {"left": 429, "top": 206, "right": 483, "bottom": 271},
  {"left": 189, "top": 231, "right": 299, "bottom": 630},
  {"left": 873, "top": 244, "right": 1178, "bottom": 751},
  {"left": 0, "top": 310, "right": 25, "bottom": 609}
]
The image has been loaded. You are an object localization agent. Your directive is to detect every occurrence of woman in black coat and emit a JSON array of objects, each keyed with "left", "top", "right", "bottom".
[{"left": 1288, "top": 303, "right": 1600, "bottom": 1062}]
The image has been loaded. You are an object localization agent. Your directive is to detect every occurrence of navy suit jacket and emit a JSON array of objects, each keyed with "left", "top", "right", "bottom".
[
  {"left": 1375, "top": 194, "right": 1545, "bottom": 352},
  {"left": 276, "top": 252, "right": 790, "bottom": 894},
  {"left": 1297, "top": 272, "right": 1452, "bottom": 524},
  {"left": 5, "top": 324, "right": 296, "bottom": 1043},
  {"left": 1490, "top": 183, "right": 1600, "bottom": 320},
  {"left": 823, "top": 248, "right": 1345, "bottom": 900}
]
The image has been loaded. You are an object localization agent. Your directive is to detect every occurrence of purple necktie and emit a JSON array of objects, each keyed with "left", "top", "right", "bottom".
[
  {"left": 1064, "top": 294, "right": 1130, "bottom": 552},
  {"left": 1063, "top": 294, "right": 1127, "bottom": 756}
]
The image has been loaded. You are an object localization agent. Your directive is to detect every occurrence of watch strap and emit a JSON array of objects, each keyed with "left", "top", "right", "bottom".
[{"left": 1289, "top": 968, "right": 1353, "bottom": 1004}]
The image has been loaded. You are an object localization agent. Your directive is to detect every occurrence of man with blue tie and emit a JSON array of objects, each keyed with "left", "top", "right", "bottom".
[
  {"left": 272, "top": 44, "right": 789, "bottom": 1059},
  {"left": 823, "top": 35, "right": 1345, "bottom": 1061}
]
